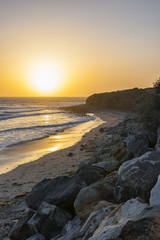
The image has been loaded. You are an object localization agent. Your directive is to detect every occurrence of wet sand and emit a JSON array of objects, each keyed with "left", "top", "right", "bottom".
[{"left": 0, "top": 110, "right": 127, "bottom": 202}]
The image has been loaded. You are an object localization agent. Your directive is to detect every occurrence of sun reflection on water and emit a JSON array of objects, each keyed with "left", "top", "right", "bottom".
[
  {"left": 52, "top": 135, "right": 61, "bottom": 139},
  {"left": 49, "top": 146, "right": 60, "bottom": 152},
  {"left": 44, "top": 115, "right": 51, "bottom": 124}
]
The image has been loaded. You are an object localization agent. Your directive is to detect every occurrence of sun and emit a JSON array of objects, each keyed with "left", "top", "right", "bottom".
[{"left": 30, "top": 62, "right": 61, "bottom": 94}]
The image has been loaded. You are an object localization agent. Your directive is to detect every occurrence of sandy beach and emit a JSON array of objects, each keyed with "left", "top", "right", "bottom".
[
  {"left": 0, "top": 109, "right": 129, "bottom": 239},
  {"left": 0, "top": 110, "right": 127, "bottom": 203}
]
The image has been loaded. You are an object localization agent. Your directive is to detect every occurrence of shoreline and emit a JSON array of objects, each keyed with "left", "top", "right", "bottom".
[
  {"left": 0, "top": 109, "right": 127, "bottom": 202},
  {"left": 0, "top": 112, "right": 102, "bottom": 175}
]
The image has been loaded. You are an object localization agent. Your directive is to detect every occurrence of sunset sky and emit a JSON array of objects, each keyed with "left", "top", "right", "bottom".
[{"left": 0, "top": 0, "right": 160, "bottom": 97}]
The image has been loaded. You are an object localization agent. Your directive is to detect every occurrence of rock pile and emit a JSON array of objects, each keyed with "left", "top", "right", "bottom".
[{"left": 9, "top": 116, "right": 160, "bottom": 240}]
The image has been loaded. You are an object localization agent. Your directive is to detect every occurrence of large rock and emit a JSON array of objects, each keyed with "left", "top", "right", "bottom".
[
  {"left": 155, "top": 128, "right": 160, "bottom": 152},
  {"left": 28, "top": 202, "right": 72, "bottom": 240},
  {"left": 26, "top": 166, "right": 105, "bottom": 212},
  {"left": 114, "top": 151, "right": 160, "bottom": 202},
  {"left": 147, "top": 131, "right": 157, "bottom": 148},
  {"left": 126, "top": 133, "right": 150, "bottom": 158},
  {"left": 150, "top": 175, "right": 160, "bottom": 207},
  {"left": 117, "top": 209, "right": 160, "bottom": 240},
  {"left": 76, "top": 164, "right": 105, "bottom": 185},
  {"left": 51, "top": 216, "right": 83, "bottom": 240},
  {"left": 26, "top": 234, "right": 45, "bottom": 240},
  {"left": 88, "top": 199, "right": 149, "bottom": 240},
  {"left": 155, "top": 137, "right": 160, "bottom": 152},
  {"left": 26, "top": 175, "right": 84, "bottom": 212},
  {"left": 9, "top": 210, "right": 35, "bottom": 240},
  {"left": 74, "top": 173, "right": 117, "bottom": 220},
  {"left": 92, "top": 159, "right": 118, "bottom": 173},
  {"left": 113, "top": 144, "right": 127, "bottom": 161},
  {"left": 80, "top": 206, "right": 113, "bottom": 240}
]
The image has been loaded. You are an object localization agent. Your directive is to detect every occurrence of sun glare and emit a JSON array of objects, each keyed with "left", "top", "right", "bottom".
[{"left": 30, "top": 62, "right": 61, "bottom": 94}]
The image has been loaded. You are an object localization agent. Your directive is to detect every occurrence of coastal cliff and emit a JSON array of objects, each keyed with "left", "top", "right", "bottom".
[
  {"left": 86, "top": 88, "right": 153, "bottom": 111},
  {"left": 3, "top": 88, "right": 160, "bottom": 240}
]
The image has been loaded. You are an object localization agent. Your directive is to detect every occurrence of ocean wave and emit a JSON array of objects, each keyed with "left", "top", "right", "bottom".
[
  {"left": 0, "top": 118, "right": 93, "bottom": 134},
  {"left": 0, "top": 116, "right": 93, "bottom": 149},
  {"left": 0, "top": 110, "right": 65, "bottom": 121}
]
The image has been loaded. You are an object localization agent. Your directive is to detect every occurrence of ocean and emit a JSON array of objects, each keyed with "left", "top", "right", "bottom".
[{"left": 0, "top": 97, "right": 103, "bottom": 174}]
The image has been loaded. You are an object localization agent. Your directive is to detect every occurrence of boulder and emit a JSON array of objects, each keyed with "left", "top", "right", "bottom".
[
  {"left": 113, "top": 144, "right": 127, "bottom": 161},
  {"left": 126, "top": 133, "right": 149, "bottom": 158},
  {"left": 9, "top": 210, "right": 35, "bottom": 240},
  {"left": 88, "top": 199, "right": 149, "bottom": 240},
  {"left": 150, "top": 175, "right": 160, "bottom": 207},
  {"left": 93, "top": 154, "right": 112, "bottom": 163},
  {"left": 147, "top": 131, "right": 157, "bottom": 148},
  {"left": 26, "top": 175, "right": 85, "bottom": 212},
  {"left": 136, "top": 147, "right": 154, "bottom": 157},
  {"left": 114, "top": 151, "right": 160, "bottom": 202},
  {"left": 80, "top": 206, "right": 113, "bottom": 240},
  {"left": 157, "top": 127, "right": 160, "bottom": 137},
  {"left": 155, "top": 137, "right": 160, "bottom": 152},
  {"left": 77, "top": 164, "right": 105, "bottom": 185},
  {"left": 74, "top": 173, "right": 117, "bottom": 220},
  {"left": 28, "top": 202, "right": 72, "bottom": 240},
  {"left": 92, "top": 159, "right": 118, "bottom": 173},
  {"left": 105, "top": 205, "right": 160, "bottom": 240},
  {"left": 51, "top": 216, "right": 83, "bottom": 240},
  {"left": 26, "top": 234, "right": 45, "bottom": 240},
  {"left": 26, "top": 166, "right": 105, "bottom": 213}
]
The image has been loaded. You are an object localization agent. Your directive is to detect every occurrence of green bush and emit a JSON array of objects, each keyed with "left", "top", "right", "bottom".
[
  {"left": 138, "top": 94, "right": 160, "bottom": 131},
  {"left": 153, "top": 78, "right": 160, "bottom": 94}
]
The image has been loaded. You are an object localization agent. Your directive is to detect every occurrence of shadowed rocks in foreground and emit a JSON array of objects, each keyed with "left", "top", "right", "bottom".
[
  {"left": 9, "top": 114, "right": 160, "bottom": 240},
  {"left": 26, "top": 165, "right": 105, "bottom": 213}
]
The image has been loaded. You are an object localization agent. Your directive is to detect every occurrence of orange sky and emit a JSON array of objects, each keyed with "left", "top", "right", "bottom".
[{"left": 0, "top": 0, "right": 160, "bottom": 97}]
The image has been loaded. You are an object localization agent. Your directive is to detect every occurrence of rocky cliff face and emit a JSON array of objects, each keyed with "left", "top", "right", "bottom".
[{"left": 86, "top": 88, "right": 152, "bottom": 111}]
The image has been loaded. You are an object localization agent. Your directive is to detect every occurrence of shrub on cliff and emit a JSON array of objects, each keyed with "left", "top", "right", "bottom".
[
  {"left": 153, "top": 78, "right": 160, "bottom": 94},
  {"left": 138, "top": 94, "right": 160, "bottom": 131}
]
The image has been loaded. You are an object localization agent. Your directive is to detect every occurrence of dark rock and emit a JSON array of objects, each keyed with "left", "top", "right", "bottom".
[
  {"left": 26, "top": 175, "right": 86, "bottom": 212},
  {"left": 89, "top": 199, "right": 149, "bottom": 240},
  {"left": 77, "top": 162, "right": 86, "bottom": 171},
  {"left": 74, "top": 172, "right": 117, "bottom": 220},
  {"left": 126, "top": 133, "right": 149, "bottom": 159},
  {"left": 28, "top": 202, "right": 72, "bottom": 240},
  {"left": 99, "top": 127, "right": 105, "bottom": 133},
  {"left": 147, "top": 132, "right": 157, "bottom": 148},
  {"left": 118, "top": 206, "right": 160, "bottom": 240},
  {"left": 80, "top": 144, "right": 85, "bottom": 151},
  {"left": 100, "top": 147, "right": 111, "bottom": 155},
  {"left": 92, "top": 160, "right": 118, "bottom": 173},
  {"left": 92, "top": 154, "right": 112, "bottom": 163},
  {"left": 114, "top": 151, "right": 160, "bottom": 202},
  {"left": 150, "top": 175, "right": 160, "bottom": 207},
  {"left": 77, "top": 164, "right": 105, "bottom": 185},
  {"left": 156, "top": 137, "right": 160, "bottom": 152},
  {"left": 79, "top": 206, "right": 113, "bottom": 240},
  {"left": 51, "top": 216, "right": 83, "bottom": 240},
  {"left": 157, "top": 127, "right": 160, "bottom": 137},
  {"left": 113, "top": 144, "right": 127, "bottom": 161},
  {"left": 136, "top": 147, "right": 154, "bottom": 157},
  {"left": 26, "top": 233, "right": 45, "bottom": 240},
  {"left": 26, "top": 166, "right": 105, "bottom": 212},
  {"left": 9, "top": 210, "right": 35, "bottom": 240},
  {"left": 67, "top": 152, "right": 73, "bottom": 157},
  {"left": 89, "top": 199, "right": 160, "bottom": 240}
]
